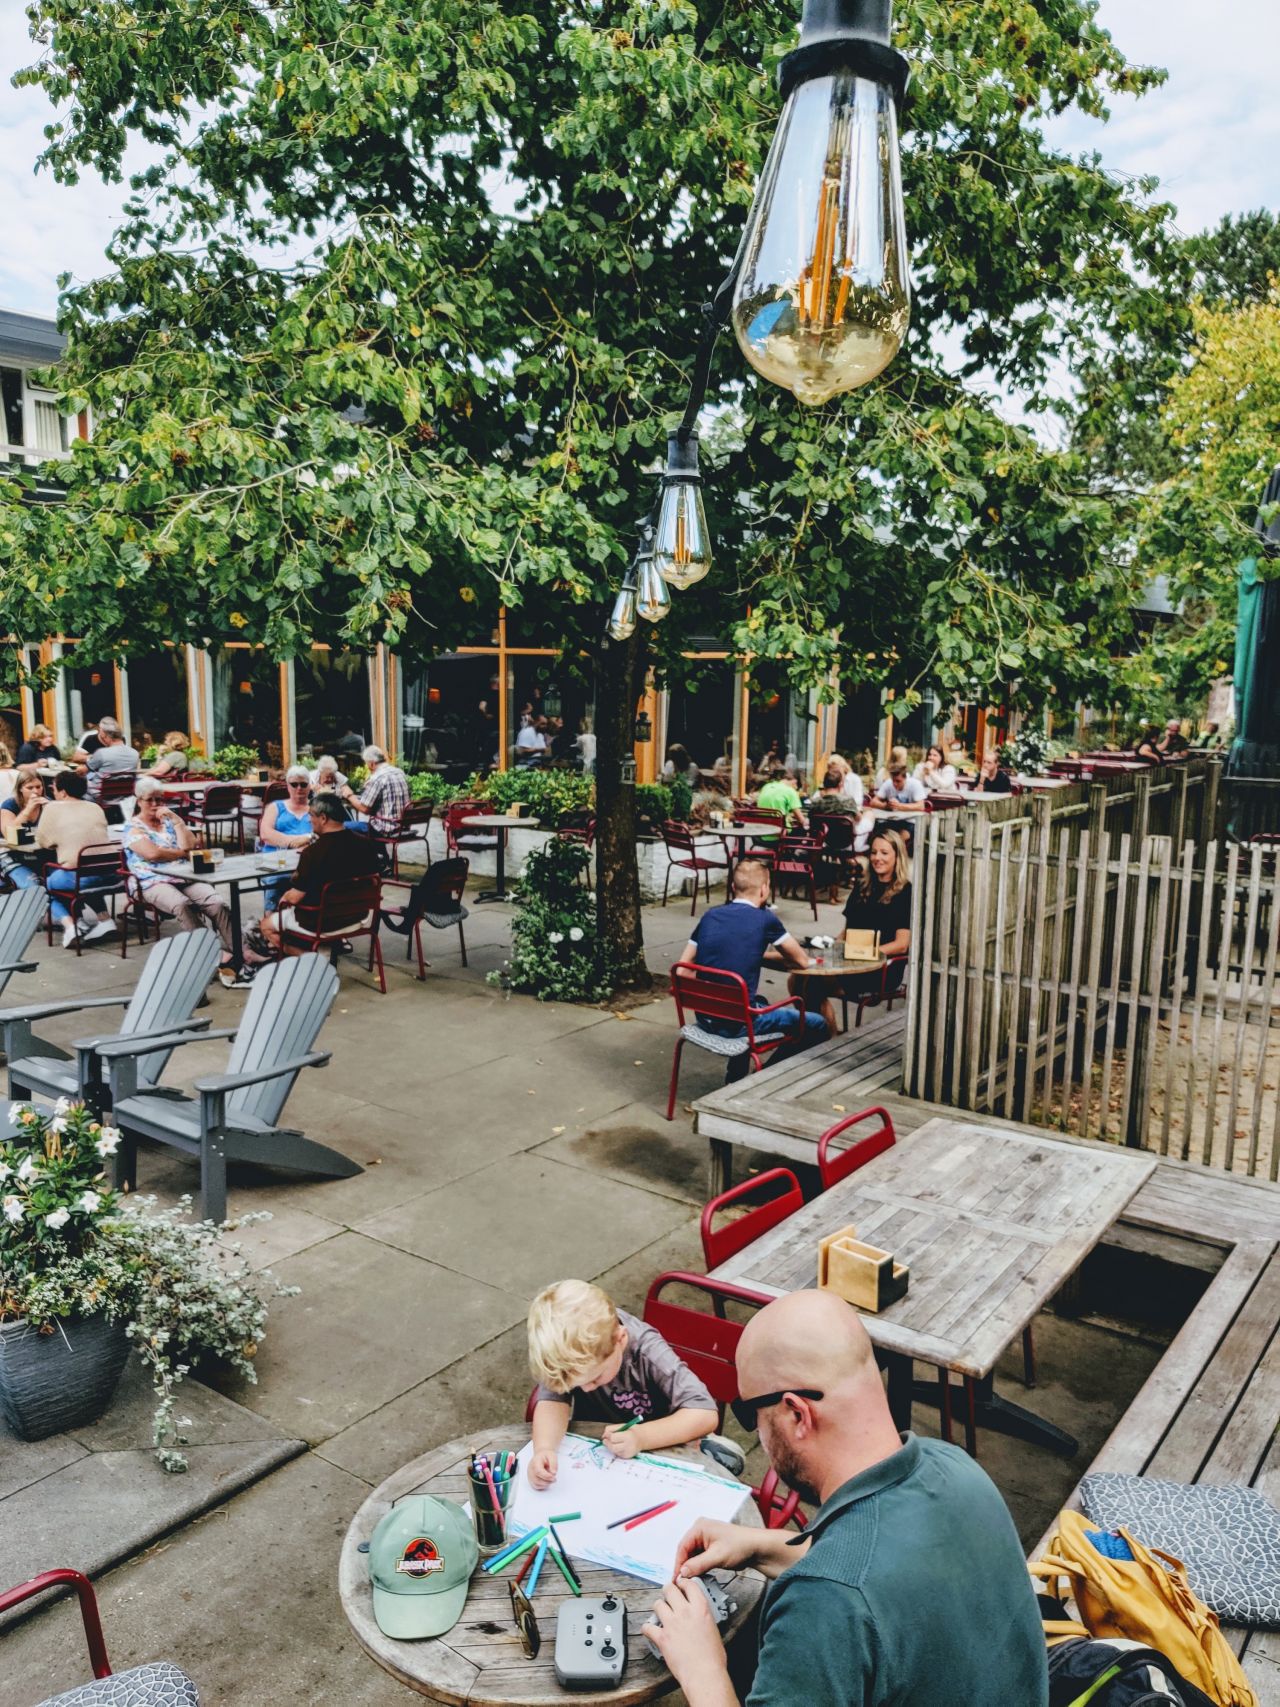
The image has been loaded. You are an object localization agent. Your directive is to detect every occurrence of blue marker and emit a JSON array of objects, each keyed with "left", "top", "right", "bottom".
[{"left": 526, "top": 1535, "right": 549, "bottom": 1597}]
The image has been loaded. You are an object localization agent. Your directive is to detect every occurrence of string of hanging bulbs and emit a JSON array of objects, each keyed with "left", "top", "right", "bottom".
[{"left": 608, "top": 0, "right": 910, "bottom": 644}]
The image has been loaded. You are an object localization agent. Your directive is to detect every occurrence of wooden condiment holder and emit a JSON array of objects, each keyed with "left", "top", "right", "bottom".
[
  {"left": 843, "top": 928, "right": 880, "bottom": 962},
  {"left": 817, "top": 1224, "right": 909, "bottom": 1313}
]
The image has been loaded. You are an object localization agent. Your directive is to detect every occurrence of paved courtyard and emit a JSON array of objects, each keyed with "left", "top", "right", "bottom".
[{"left": 2, "top": 878, "right": 1171, "bottom": 1705}]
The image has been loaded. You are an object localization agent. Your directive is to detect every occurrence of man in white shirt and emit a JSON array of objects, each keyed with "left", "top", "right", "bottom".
[
  {"left": 515, "top": 718, "right": 548, "bottom": 766},
  {"left": 875, "top": 762, "right": 927, "bottom": 812}
]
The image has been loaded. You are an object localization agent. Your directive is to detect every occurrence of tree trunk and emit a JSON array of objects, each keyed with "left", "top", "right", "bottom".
[{"left": 595, "top": 629, "right": 651, "bottom": 992}]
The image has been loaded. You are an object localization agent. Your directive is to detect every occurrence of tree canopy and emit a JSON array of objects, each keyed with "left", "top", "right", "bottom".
[{"left": 3, "top": 0, "right": 1186, "bottom": 725}]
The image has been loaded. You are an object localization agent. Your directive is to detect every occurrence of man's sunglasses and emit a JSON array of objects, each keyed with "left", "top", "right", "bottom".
[
  {"left": 730, "top": 1388, "right": 824, "bottom": 1434},
  {"left": 509, "top": 1582, "right": 541, "bottom": 1659}
]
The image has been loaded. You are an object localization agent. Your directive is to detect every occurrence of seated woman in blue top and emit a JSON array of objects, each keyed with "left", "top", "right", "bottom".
[
  {"left": 677, "top": 856, "right": 828, "bottom": 1081},
  {"left": 257, "top": 765, "right": 315, "bottom": 907},
  {"left": 0, "top": 771, "right": 45, "bottom": 891}
]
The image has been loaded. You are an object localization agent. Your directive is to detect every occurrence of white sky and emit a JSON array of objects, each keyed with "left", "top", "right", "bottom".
[{"left": 1, "top": 1, "right": 1277, "bottom": 318}]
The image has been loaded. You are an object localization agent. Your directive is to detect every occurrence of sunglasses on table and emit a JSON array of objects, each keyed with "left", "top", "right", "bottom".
[
  {"left": 730, "top": 1388, "right": 824, "bottom": 1434},
  {"left": 509, "top": 1582, "right": 541, "bottom": 1659}
]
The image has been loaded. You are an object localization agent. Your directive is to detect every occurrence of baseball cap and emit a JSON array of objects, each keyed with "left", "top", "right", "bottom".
[{"left": 368, "top": 1495, "right": 478, "bottom": 1639}]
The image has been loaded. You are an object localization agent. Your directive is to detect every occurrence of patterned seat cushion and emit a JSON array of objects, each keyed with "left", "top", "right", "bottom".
[
  {"left": 680, "top": 1023, "right": 750, "bottom": 1057},
  {"left": 37, "top": 1660, "right": 200, "bottom": 1707},
  {"left": 1081, "top": 1472, "right": 1280, "bottom": 1625},
  {"left": 424, "top": 907, "right": 469, "bottom": 929}
]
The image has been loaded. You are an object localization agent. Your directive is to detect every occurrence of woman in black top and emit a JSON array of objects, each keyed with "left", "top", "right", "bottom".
[
  {"left": 792, "top": 828, "right": 912, "bottom": 1029},
  {"left": 16, "top": 724, "right": 59, "bottom": 766}
]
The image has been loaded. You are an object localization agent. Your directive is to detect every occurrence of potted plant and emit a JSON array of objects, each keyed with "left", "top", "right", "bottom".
[
  {"left": 1, "top": 1100, "right": 287, "bottom": 1470},
  {"left": 209, "top": 743, "right": 261, "bottom": 781}
]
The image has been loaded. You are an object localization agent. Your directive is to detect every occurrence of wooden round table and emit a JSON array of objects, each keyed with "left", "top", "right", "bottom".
[{"left": 338, "top": 1424, "right": 764, "bottom": 1706}]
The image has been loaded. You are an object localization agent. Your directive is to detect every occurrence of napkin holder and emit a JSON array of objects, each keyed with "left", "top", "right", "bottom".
[
  {"left": 507, "top": 802, "right": 526, "bottom": 818},
  {"left": 843, "top": 928, "right": 880, "bottom": 962},
  {"left": 192, "top": 849, "right": 216, "bottom": 875},
  {"left": 817, "top": 1225, "right": 909, "bottom": 1313}
]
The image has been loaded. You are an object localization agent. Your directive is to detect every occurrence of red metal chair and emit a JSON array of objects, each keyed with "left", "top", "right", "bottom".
[
  {"left": 0, "top": 1568, "right": 200, "bottom": 1704},
  {"left": 280, "top": 874, "right": 386, "bottom": 993},
  {"left": 771, "top": 837, "right": 821, "bottom": 920},
  {"left": 376, "top": 800, "right": 434, "bottom": 875},
  {"left": 817, "top": 1105, "right": 896, "bottom": 1189},
  {"left": 44, "top": 843, "right": 129, "bottom": 958},
  {"left": 643, "top": 1272, "right": 807, "bottom": 1530},
  {"left": 444, "top": 798, "right": 497, "bottom": 857},
  {"left": 732, "top": 807, "right": 786, "bottom": 851},
  {"left": 94, "top": 772, "right": 140, "bottom": 822},
  {"left": 380, "top": 856, "right": 469, "bottom": 978},
  {"left": 666, "top": 963, "right": 803, "bottom": 1120},
  {"left": 261, "top": 780, "right": 289, "bottom": 806},
  {"left": 700, "top": 1168, "right": 805, "bottom": 1270},
  {"left": 840, "top": 950, "right": 909, "bottom": 1032},
  {"left": 186, "top": 781, "right": 246, "bottom": 851},
  {"left": 660, "top": 822, "right": 729, "bottom": 916}
]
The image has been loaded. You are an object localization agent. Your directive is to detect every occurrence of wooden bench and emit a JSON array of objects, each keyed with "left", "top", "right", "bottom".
[{"left": 1032, "top": 1236, "right": 1280, "bottom": 1703}]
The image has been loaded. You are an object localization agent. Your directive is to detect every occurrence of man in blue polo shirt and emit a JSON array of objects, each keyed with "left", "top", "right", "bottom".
[
  {"left": 676, "top": 857, "right": 828, "bottom": 1077},
  {"left": 647, "top": 1291, "right": 1049, "bottom": 1707}
]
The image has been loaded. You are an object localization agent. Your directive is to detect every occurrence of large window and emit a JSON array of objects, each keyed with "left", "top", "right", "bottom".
[
  {"left": 509, "top": 655, "right": 593, "bottom": 769},
  {"left": 294, "top": 649, "right": 373, "bottom": 762},
  {"left": 1, "top": 368, "right": 23, "bottom": 452},
  {"left": 63, "top": 657, "right": 116, "bottom": 744},
  {"left": 664, "top": 661, "right": 737, "bottom": 778},
  {"left": 743, "top": 663, "right": 816, "bottom": 786},
  {"left": 210, "top": 647, "right": 283, "bottom": 768},
  {"left": 399, "top": 654, "right": 497, "bottom": 778},
  {"left": 126, "top": 649, "right": 191, "bottom": 751}
]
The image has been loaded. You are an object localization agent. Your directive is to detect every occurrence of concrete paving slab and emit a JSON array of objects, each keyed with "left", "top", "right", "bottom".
[
  {"left": 317, "top": 1320, "right": 533, "bottom": 1488},
  {"left": 530, "top": 1102, "right": 710, "bottom": 1206},
  {"left": 356, "top": 1153, "right": 692, "bottom": 1300},
  {"left": 0, "top": 1429, "right": 88, "bottom": 1502},
  {"left": 0, "top": 1453, "right": 410, "bottom": 1707},
  {"left": 209, "top": 1232, "right": 529, "bottom": 1442}
]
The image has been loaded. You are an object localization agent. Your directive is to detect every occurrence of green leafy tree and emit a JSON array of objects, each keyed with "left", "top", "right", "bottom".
[
  {"left": 1185, "top": 210, "right": 1280, "bottom": 309},
  {"left": 5, "top": 0, "right": 1183, "bottom": 985},
  {"left": 1124, "top": 288, "right": 1280, "bottom": 717}
]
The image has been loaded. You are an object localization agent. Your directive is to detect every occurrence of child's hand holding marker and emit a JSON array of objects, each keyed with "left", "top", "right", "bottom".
[{"left": 602, "top": 1418, "right": 642, "bottom": 1459}]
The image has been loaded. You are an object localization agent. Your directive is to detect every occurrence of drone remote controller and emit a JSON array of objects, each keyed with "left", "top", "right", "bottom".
[
  {"left": 554, "top": 1594, "right": 628, "bottom": 1691},
  {"left": 644, "top": 1574, "right": 737, "bottom": 1658}
]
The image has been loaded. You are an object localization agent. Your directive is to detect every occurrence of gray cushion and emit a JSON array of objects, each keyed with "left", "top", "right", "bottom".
[
  {"left": 37, "top": 1660, "right": 200, "bottom": 1707},
  {"left": 680, "top": 1024, "right": 750, "bottom": 1057},
  {"left": 1080, "top": 1472, "right": 1280, "bottom": 1625},
  {"left": 424, "top": 907, "right": 468, "bottom": 929}
]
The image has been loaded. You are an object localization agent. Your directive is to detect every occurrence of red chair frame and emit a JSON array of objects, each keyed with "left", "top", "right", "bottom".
[
  {"left": 281, "top": 874, "right": 386, "bottom": 993},
  {"left": 643, "top": 1272, "right": 807, "bottom": 1530},
  {"left": 700, "top": 1167, "right": 805, "bottom": 1270},
  {"left": 816, "top": 1105, "right": 896, "bottom": 1190},
  {"left": 0, "top": 1568, "right": 111, "bottom": 1680},
  {"left": 380, "top": 857, "right": 469, "bottom": 979},
  {"left": 667, "top": 963, "right": 804, "bottom": 1120},
  {"left": 444, "top": 799, "right": 496, "bottom": 857},
  {"left": 771, "top": 837, "right": 820, "bottom": 920},
  {"left": 187, "top": 781, "right": 246, "bottom": 852},
  {"left": 377, "top": 800, "right": 434, "bottom": 875},
  {"left": 44, "top": 843, "right": 129, "bottom": 959},
  {"left": 840, "top": 950, "right": 909, "bottom": 1032},
  {"left": 660, "top": 822, "right": 728, "bottom": 917}
]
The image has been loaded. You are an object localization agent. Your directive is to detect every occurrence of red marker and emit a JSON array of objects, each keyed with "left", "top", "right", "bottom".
[{"left": 623, "top": 1499, "right": 677, "bottom": 1531}]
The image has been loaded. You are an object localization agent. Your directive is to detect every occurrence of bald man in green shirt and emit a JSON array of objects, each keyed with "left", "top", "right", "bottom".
[{"left": 647, "top": 1292, "right": 1048, "bottom": 1707}]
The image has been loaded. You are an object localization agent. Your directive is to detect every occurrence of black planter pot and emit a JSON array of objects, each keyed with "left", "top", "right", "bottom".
[{"left": 0, "top": 1313, "right": 130, "bottom": 1440}]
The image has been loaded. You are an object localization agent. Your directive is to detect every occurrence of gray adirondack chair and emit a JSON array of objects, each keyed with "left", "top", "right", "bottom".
[
  {"left": 98, "top": 954, "right": 358, "bottom": 1222},
  {"left": 0, "top": 885, "right": 45, "bottom": 1009},
  {"left": 2, "top": 929, "right": 221, "bottom": 1111}
]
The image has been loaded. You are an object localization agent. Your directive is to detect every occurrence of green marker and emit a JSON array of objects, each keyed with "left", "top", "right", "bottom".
[
  {"left": 481, "top": 1526, "right": 547, "bottom": 1575},
  {"left": 549, "top": 1512, "right": 581, "bottom": 1523},
  {"left": 547, "top": 1540, "right": 582, "bottom": 1597}
]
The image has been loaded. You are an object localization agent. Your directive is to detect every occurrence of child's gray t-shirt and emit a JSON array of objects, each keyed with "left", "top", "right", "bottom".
[{"left": 535, "top": 1309, "right": 715, "bottom": 1424}]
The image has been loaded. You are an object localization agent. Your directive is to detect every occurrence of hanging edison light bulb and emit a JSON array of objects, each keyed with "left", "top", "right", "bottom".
[
  {"left": 635, "top": 531, "right": 672, "bottom": 623},
  {"left": 607, "top": 571, "right": 638, "bottom": 642},
  {"left": 731, "top": 0, "right": 910, "bottom": 407},
  {"left": 654, "top": 432, "right": 713, "bottom": 589}
]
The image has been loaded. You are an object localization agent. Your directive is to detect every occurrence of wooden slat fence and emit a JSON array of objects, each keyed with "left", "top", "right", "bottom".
[{"left": 904, "top": 767, "right": 1280, "bottom": 1180}]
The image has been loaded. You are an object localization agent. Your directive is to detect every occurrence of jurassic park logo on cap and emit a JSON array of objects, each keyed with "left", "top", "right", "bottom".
[{"left": 396, "top": 1537, "right": 445, "bottom": 1578}]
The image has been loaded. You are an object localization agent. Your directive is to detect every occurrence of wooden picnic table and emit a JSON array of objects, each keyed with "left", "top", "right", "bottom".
[
  {"left": 708, "top": 1114, "right": 1156, "bottom": 1457},
  {"left": 338, "top": 1424, "right": 764, "bottom": 1706}
]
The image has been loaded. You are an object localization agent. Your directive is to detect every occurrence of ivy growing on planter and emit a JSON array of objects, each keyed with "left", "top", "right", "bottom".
[{"left": 488, "top": 836, "right": 610, "bottom": 1003}]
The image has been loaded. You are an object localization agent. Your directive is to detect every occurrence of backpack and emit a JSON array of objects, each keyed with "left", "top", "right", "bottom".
[
  {"left": 1030, "top": 1510, "right": 1257, "bottom": 1707},
  {"left": 1045, "top": 1629, "right": 1218, "bottom": 1706}
]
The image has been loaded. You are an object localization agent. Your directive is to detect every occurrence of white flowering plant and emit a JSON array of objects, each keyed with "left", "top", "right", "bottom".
[
  {"left": 1, "top": 1100, "right": 290, "bottom": 1472},
  {"left": 487, "top": 837, "right": 610, "bottom": 1003}
]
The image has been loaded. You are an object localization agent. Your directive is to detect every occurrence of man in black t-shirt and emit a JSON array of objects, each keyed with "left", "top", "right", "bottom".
[{"left": 261, "top": 789, "right": 381, "bottom": 946}]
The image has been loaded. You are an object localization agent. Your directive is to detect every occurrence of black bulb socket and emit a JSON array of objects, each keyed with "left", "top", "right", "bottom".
[{"left": 780, "top": 0, "right": 910, "bottom": 106}]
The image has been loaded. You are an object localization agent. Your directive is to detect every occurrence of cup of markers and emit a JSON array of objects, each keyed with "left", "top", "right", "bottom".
[{"left": 468, "top": 1450, "right": 517, "bottom": 1555}]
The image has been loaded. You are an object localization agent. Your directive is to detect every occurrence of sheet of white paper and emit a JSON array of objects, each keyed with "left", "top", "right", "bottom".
[{"left": 507, "top": 1435, "right": 751, "bottom": 1585}]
